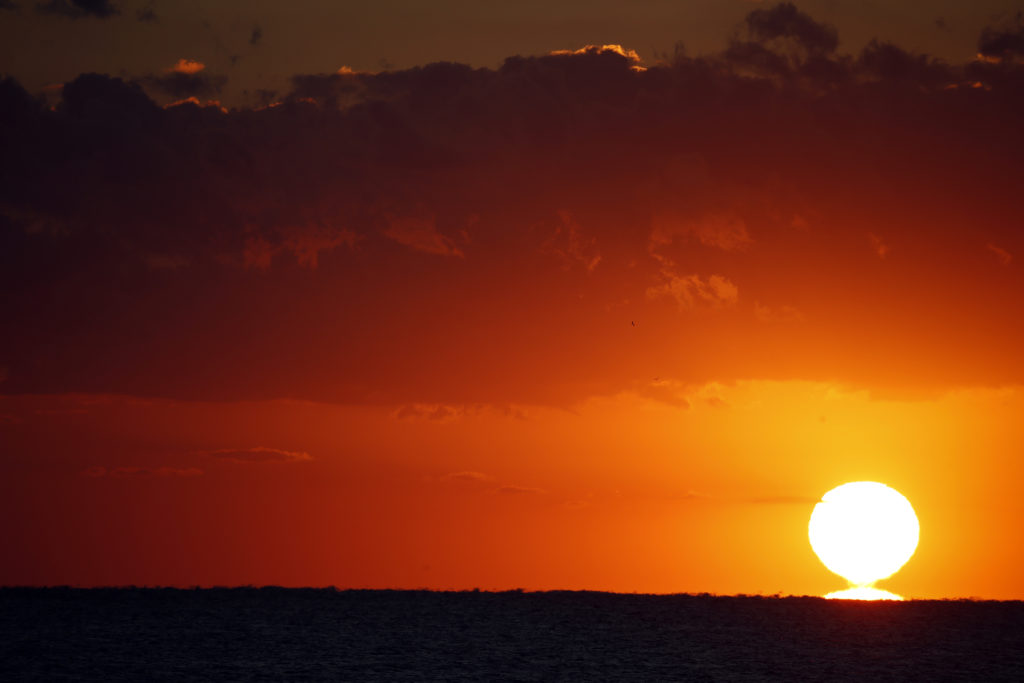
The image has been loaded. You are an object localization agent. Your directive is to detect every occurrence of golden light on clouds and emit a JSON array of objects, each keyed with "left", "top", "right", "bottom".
[{"left": 167, "top": 59, "right": 205, "bottom": 74}]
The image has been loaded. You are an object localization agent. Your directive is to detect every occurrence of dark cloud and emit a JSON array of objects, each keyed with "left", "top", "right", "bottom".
[
  {"left": 723, "top": 3, "right": 846, "bottom": 84},
  {"left": 857, "top": 39, "right": 951, "bottom": 86},
  {"left": 0, "top": 1, "right": 20, "bottom": 12},
  {"left": 60, "top": 73, "right": 157, "bottom": 118},
  {"left": 978, "top": 15, "right": 1024, "bottom": 62},
  {"left": 35, "top": 0, "right": 119, "bottom": 19},
  {"left": 743, "top": 2, "right": 838, "bottom": 56},
  {"left": 250, "top": 24, "right": 262, "bottom": 46},
  {"left": 253, "top": 88, "right": 277, "bottom": 107},
  {"left": 2, "top": 5, "right": 1024, "bottom": 406},
  {"left": 141, "top": 65, "right": 227, "bottom": 100},
  {"left": 136, "top": 6, "right": 157, "bottom": 23},
  {"left": 0, "top": 76, "right": 39, "bottom": 126}
]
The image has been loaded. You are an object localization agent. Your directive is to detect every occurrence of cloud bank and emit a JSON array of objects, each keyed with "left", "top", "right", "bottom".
[{"left": 2, "top": 4, "right": 1024, "bottom": 406}]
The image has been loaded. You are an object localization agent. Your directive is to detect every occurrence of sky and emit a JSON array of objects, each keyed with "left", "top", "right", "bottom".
[{"left": 2, "top": 1, "right": 1024, "bottom": 599}]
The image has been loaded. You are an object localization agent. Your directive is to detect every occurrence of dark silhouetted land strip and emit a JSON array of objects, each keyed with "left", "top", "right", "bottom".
[{"left": 1, "top": 588, "right": 1022, "bottom": 680}]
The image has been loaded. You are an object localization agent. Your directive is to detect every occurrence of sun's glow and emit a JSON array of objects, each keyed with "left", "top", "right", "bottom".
[{"left": 808, "top": 481, "right": 919, "bottom": 589}]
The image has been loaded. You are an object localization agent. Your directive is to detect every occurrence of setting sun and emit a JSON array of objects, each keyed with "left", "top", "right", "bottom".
[
  {"left": 808, "top": 482, "right": 920, "bottom": 595},
  {"left": 6, "top": 0, "right": 1024, "bottom": 678}
]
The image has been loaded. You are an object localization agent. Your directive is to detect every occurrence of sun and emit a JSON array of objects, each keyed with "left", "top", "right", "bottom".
[{"left": 808, "top": 481, "right": 919, "bottom": 593}]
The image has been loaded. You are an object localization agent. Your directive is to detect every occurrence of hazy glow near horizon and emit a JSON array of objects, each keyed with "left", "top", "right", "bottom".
[{"left": 809, "top": 482, "right": 919, "bottom": 593}]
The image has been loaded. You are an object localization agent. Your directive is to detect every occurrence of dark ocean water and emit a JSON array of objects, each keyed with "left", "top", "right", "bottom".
[{"left": 1, "top": 588, "right": 1022, "bottom": 681}]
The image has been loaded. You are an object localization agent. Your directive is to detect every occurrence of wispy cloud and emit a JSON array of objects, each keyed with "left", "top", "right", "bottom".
[
  {"left": 441, "top": 471, "right": 495, "bottom": 483},
  {"left": 748, "top": 494, "right": 821, "bottom": 505},
  {"left": 497, "top": 485, "right": 547, "bottom": 496},
  {"left": 202, "top": 447, "right": 312, "bottom": 464},
  {"left": 439, "top": 471, "right": 545, "bottom": 497},
  {"left": 647, "top": 271, "right": 739, "bottom": 311},
  {"left": 987, "top": 243, "right": 1012, "bottom": 266}
]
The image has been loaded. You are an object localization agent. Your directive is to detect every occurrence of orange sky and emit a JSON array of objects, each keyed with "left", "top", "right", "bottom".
[
  {"left": 2, "top": 384, "right": 1022, "bottom": 598},
  {"left": 3, "top": 3, "right": 1024, "bottom": 598}
]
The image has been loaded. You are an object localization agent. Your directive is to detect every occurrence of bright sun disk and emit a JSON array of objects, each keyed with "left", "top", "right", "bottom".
[{"left": 808, "top": 481, "right": 919, "bottom": 595}]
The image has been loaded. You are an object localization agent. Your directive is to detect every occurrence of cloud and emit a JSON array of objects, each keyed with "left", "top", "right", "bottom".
[
  {"left": 239, "top": 224, "right": 357, "bottom": 270},
  {"left": 142, "top": 60, "right": 227, "bottom": 100},
  {"left": 135, "top": 6, "right": 156, "bottom": 23},
  {"left": 250, "top": 24, "right": 263, "bottom": 47},
  {"left": 441, "top": 471, "right": 495, "bottom": 483},
  {"left": 497, "top": 485, "right": 546, "bottom": 496},
  {"left": 394, "top": 403, "right": 526, "bottom": 421},
  {"left": 868, "top": 233, "right": 890, "bottom": 259},
  {"left": 57, "top": 72, "right": 157, "bottom": 118},
  {"left": 549, "top": 44, "right": 644, "bottom": 69},
  {"left": 168, "top": 59, "right": 205, "bottom": 75},
  {"left": 35, "top": 0, "right": 118, "bottom": 19},
  {"left": 650, "top": 212, "right": 752, "bottom": 252},
  {"left": 987, "top": 243, "right": 1012, "bottom": 266},
  {"left": 395, "top": 404, "right": 465, "bottom": 421},
  {"left": 0, "top": 1, "right": 19, "bottom": 11},
  {"left": 858, "top": 40, "right": 951, "bottom": 86},
  {"left": 542, "top": 211, "right": 601, "bottom": 271},
  {"left": 634, "top": 379, "right": 690, "bottom": 409},
  {"left": 743, "top": 2, "right": 838, "bottom": 56},
  {"left": 978, "top": 16, "right": 1024, "bottom": 63},
  {"left": 4, "top": 4, "right": 1024, "bottom": 406},
  {"left": 754, "top": 303, "right": 803, "bottom": 323},
  {"left": 83, "top": 466, "right": 203, "bottom": 478},
  {"left": 440, "top": 471, "right": 544, "bottom": 496},
  {"left": 203, "top": 447, "right": 312, "bottom": 464},
  {"left": 383, "top": 215, "right": 463, "bottom": 257},
  {"left": 647, "top": 273, "right": 739, "bottom": 310},
  {"left": 724, "top": 2, "right": 840, "bottom": 80},
  {"left": 705, "top": 396, "right": 728, "bottom": 409}
]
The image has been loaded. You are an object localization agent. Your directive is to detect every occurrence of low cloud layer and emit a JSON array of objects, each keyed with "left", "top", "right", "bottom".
[{"left": 2, "top": 4, "right": 1024, "bottom": 406}]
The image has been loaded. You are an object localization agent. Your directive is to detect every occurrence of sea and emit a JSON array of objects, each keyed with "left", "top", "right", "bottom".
[{"left": 2, "top": 588, "right": 1022, "bottom": 680}]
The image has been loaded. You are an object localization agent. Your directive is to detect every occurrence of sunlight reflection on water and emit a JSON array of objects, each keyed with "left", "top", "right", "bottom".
[{"left": 825, "top": 586, "right": 903, "bottom": 601}]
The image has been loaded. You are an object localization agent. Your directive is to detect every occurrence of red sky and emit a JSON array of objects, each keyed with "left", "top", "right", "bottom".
[{"left": 3, "top": 2, "right": 1024, "bottom": 598}]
